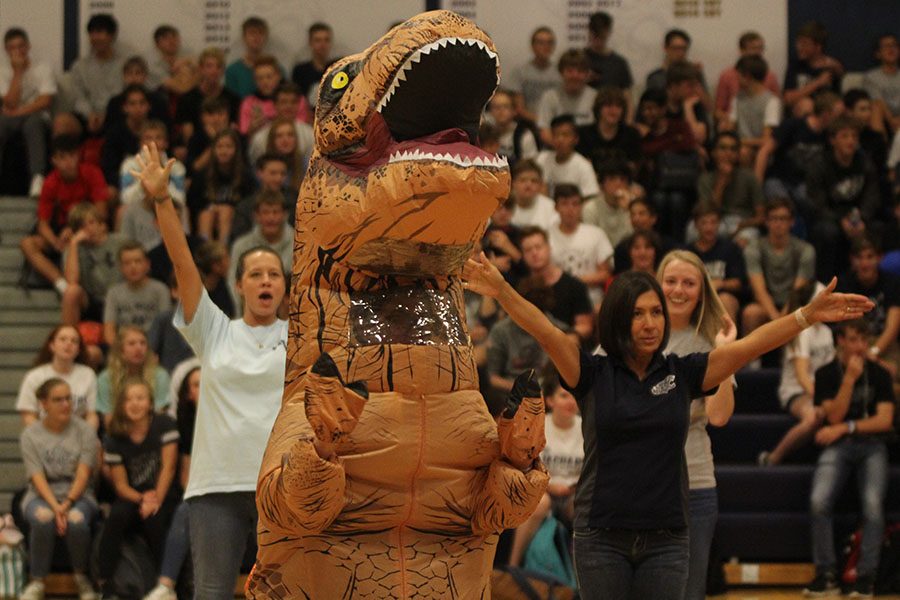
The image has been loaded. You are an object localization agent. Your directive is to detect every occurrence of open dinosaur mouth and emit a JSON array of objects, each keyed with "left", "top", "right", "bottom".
[{"left": 377, "top": 36, "right": 499, "bottom": 144}]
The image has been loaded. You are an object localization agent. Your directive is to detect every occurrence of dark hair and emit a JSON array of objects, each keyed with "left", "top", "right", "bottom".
[
  {"left": 36, "top": 377, "right": 69, "bottom": 402},
  {"left": 797, "top": 21, "right": 827, "bottom": 47},
  {"left": 541, "top": 366, "right": 563, "bottom": 398},
  {"left": 308, "top": 22, "right": 332, "bottom": 38},
  {"left": 714, "top": 130, "right": 741, "bottom": 148},
  {"left": 512, "top": 158, "right": 543, "bottom": 180},
  {"left": 665, "top": 29, "right": 691, "bottom": 47},
  {"left": 242, "top": 16, "right": 268, "bottom": 34},
  {"left": 592, "top": 86, "right": 627, "bottom": 121},
  {"left": 628, "top": 196, "right": 655, "bottom": 215},
  {"left": 153, "top": 25, "right": 177, "bottom": 43},
  {"left": 195, "top": 241, "right": 228, "bottom": 275},
  {"left": 275, "top": 82, "right": 300, "bottom": 99},
  {"left": 553, "top": 183, "right": 582, "bottom": 203},
  {"left": 178, "top": 366, "right": 200, "bottom": 404},
  {"left": 254, "top": 189, "right": 287, "bottom": 211},
  {"left": 3, "top": 28, "right": 27, "bottom": 45},
  {"left": 253, "top": 54, "right": 280, "bottom": 72},
  {"left": 638, "top": 87, "right": 668, "bottom": 109},
  {"left": 117, "top": 240, "right": 147, "bottom": 263},
  {"left": 140, "top": 119, "right": 168, "bottom": 139},
  {"left": 765, "top": 197, "right": 795, "bottom": 216},
  {"left": 517, "top": 275, "right": 555, "bottom": 313},
  {"left": 666, "top": 61, "right": 699, "bottom": 87},
  {"left": 206, "top": 129, "right": 245, "bottom": 204},
  {"left": 123, "top": 55, "right": 148, "bottom": 74},
  {"left": 549, "top": 114, "right": 577, "bottom": 132},
  {"left": 255, "top": 153, "right": 288, "bottom": 171},
  {"left": 87, "top": 13, "right": 117, "bottom": 36},
  {"left": 478, "top": 122, "right": 501, "bottom": 146},
  {"left": 557, "top": 49, "right": 590, "bottom": 73},
  {"left": 692, "top": 201, "right": 722, "bottom": 220},
  {"left": 813, "top": 91, "right": 842, "bottom": 116},
  {"left": 531, "top": 26, "right": 555, "bottom": 45},
  {"left": 597, "top": 159, "right": 631, "bottom": 182},
  {"left": 33, "top": 325, "right": 87, "bottom": 367},
  {"left": 176, "top": 366, "right": 200, "bottom": 432},
  {"left": 843, "top": 88, "right": 871, "bottom": 110},
  {"left": 234, "top": 245, "right": 285, "bottom": 281},
  {"left": 122, "top": 83, "right": 150, "bottom": 104},
  {"left": 51, "top": 134, "right": 81, "bottom": 156},
  {"left": 598, "top": 271, "right": 670, "bottom": 361},
  {"left": 850, "top": 235, "right": 880, "bottom": 256},
  {"left": 827, "top": 114, "right": 861, "bottom": 138},
  {"left": 736, "top": 55, "right": 768, "bottom": 82},
  {"left": 836, "top": 318, "right": 870, "bottom": 339},
  {"left": 588, "top": 12, "right": 612, "bottom": 35},
  {"left": 518, "top": 225, "right": 548, "bottom": 245},
  {"left": 200, "top": 96, "right": 230, "bottom": 115},
  {"left": 629, "top": 229, "right": 663, "bottom": 261},
  {"left": 738, "top": 31, "right": 763, "bottom": 50}
]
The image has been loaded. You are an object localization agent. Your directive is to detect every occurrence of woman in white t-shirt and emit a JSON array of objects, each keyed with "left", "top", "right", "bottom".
[
  {"left": 16, "top": 325, "right": 98, "bottom": 430},
  {"left": 761, "top": 281, "right": 834, "bottom": 466},
  {"left": 508, "top": 372, "right": 584, "bottom": 567},
  {"left": 131, "top": 143, "right": 288, "bottom": 600}
]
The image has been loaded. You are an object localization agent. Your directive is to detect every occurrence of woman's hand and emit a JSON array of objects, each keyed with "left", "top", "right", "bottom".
[
  {"left": 139, "top": 491, "right": 160, "bottom": 519},
  {"left": 715, "top": 314, "right": 737, "bottom": 348},
  {"left": 803, "top": 277, "right": 874, "bottom": 325},
  {"left": 462, "top": 252, "right": 508, "bottom": 299},
  {"left": 130, "top": 142, "right": 176, "bottom": 201}
]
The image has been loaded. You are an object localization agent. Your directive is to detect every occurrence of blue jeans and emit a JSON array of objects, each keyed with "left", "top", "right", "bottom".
[
  {"left": 160, "top": 501, "right": 190, "bottom": 581},
  {"left": 573, "top": 527, "right": 689, "bottom": 600},
  {"left": 686, "top": 488, "right": 718, "bottom": 600},
  {"left": 24, "top": 497, "right": 97, "bottom": 578},
  {"left": 810, "top": 438, "right": 888, "bottom": 578},
  {"left": 188, "top": 492, "right": 256, "bottom": 600}
]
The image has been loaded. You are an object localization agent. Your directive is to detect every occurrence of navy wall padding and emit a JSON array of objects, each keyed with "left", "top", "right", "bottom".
[{"left": 734, "top": 369, "right": 782, "bottom": 414}]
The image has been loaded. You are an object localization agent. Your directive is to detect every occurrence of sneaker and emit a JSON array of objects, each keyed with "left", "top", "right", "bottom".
[
  {"left": 143, "top": 583, "right": 177, "bottom": 600},
  {"left": 20, "top": 580, "right": 45, "bottom": 600},
  {"left": 848, "top": 574, "right": 874, "bottom": 598},
  {"left": 29, "top": 174, "right": 44, "bottom": 198},
  {"left": 803, "top": 571, "right": 839, "bottom": 596},
  {"left": 75, "top": 574, "right": 98, "bottom": 600},
  {"left": 757, "top": 451, "right": 771, "bottom": 466}
]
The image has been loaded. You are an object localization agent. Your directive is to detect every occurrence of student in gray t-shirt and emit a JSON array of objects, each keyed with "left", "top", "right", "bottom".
[
  {"left": 103, "top": 240, "right": 171, "bottom": 346},
  {"left": 742, "top": 198, "right": 816, "bottom": 335},
  {"left": 19, "top": 378, "right": 98, "bottom": 597}
]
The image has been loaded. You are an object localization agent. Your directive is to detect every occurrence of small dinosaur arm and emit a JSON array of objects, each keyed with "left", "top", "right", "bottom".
[{"left": 249, "top": 11, "right": 548, "bottom": 599}]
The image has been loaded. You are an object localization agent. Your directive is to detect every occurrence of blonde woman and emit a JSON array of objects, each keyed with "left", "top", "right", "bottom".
[{"left": 97, "top": 326, "right": 170, "bottom": 426}]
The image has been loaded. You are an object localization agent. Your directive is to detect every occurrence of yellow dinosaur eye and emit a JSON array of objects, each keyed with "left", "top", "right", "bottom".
[{"left": 331, "top": 72, "right": 349, "bottom": 90}]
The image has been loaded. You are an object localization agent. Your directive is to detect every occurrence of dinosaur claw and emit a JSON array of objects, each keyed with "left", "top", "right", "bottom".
[
  {"left": 311, "top": 352, "right": 342, "bottom": 380},
  {"left": 503, "top": 369, "right": 541, "bottom": 419}
]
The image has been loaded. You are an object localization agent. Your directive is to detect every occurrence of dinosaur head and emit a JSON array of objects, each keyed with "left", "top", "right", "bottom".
[{"left": 300, "top": 10, "right": 510, "bottom": 278}]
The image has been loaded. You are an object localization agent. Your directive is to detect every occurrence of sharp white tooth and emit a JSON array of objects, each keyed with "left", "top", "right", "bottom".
[
  {"left": 396, "top": 70, "right": 406, "bottom": 82},
  {"left": 447, "top": 37, "right": 459, "bottom": 45},
  {"left": 466, "top": 39, "right": 477, "bottom": 46},
  {"left": 438, "top": 39, "right": 448, "bottom": 48},
  {"left": 473, "top": 157, "right": 485, "bottom": 166},
  {"left": 411, "top": 52, "right": 422, "bottom": 63},
  {"left": 452, "top": 154, "right": 462, "bottom": 163},
  {"left": 403, "top": 61, "right": 414, "bottom": 71},
  {"left": 474, "top": 40, "right": 487, "bottom": 50}
]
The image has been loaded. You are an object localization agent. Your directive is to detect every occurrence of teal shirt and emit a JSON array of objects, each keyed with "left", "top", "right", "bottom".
[
  {"left": 225, "top": 59, "right": 286, "bottom": 99},
  {"left": 96, "top": 367, "right": 171, "bottom": 415}
]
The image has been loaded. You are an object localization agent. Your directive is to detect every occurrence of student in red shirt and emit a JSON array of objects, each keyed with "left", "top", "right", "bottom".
[{"left": 19, "top": 135, "right": 107, "bottom": 293}]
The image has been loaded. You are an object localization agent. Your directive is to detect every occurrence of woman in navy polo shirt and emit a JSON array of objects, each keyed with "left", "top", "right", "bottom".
[{"left": 463, "top": 254, "right": 871, "bottom": 600}]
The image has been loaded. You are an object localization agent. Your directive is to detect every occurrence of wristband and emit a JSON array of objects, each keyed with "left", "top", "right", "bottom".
[
  {"left": 794, "top": 308, "right": 811, "bottom": 329},
  {"left": 869, "top": 345, "right": 881, "bottom": 357},
  {"left": 152, "top": 195, "right": 172, "bottom": 205},
  {"left": 847, "top": 420, "right": 857, "bottom": 435}
]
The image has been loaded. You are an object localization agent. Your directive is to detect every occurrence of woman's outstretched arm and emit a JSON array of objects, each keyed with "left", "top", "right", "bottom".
[
  {"left": 130, "top": 143, "right": 203, "bottom": 322},
  {"left": 703, "top": 278, "right": 874, "bottom": 390},
  {"left": 463, "top": 253, "right": 581, "bottom": 388}
]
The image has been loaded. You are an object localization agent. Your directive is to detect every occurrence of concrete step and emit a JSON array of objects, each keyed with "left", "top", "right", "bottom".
[
  {"left": 0, "top": 196, "right": 35, "bottom": 212},
  {"left": 0, "top": 370, "right": 26, "bottom": 395},
  {"left": 0, "top": 231, "right": 27, "bottom": 246},
  {"left": 0, "top": 394, "right": 16, "bottom": 413},
  {"left": 0, "top": 413, "right": 23, "bottom": 439},
  {"left": 0, "top": 247, "right": 25, "bottom": 268},
  {"left": 0, "top": 492, "right": 14, "bottom": 513},
  {"left": 0, "top": 210, "right": 35, "bottom": 233},
  {"left": 0, "top": 352, "right": 35, "bottom": 368},
  {"left": 0, "top": 287, "right": 58, "bottom": 309},
  {"left": 0, "top": 307, "right": 59, "bottom": 325},
  {"left": 0, "top": 442, "right": 20, "bottom": 461},
  {"left": 2, "top": 325, "right": 56, "bottom": 351},
  {"left": 0, "top": 462, "right": 26, "bottom": 491}
]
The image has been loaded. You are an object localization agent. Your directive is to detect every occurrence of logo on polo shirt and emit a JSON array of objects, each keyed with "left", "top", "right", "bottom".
[{"left": 651, "top": 374, "right": 676, "bottom": 396}]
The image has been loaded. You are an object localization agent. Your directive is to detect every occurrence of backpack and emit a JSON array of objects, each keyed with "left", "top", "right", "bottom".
[
  {"left": 91, "top": 528, "right": 156, "bottom": 600},
  {"left": 523, "top": 514, "right": 577, "bottom": 589}
]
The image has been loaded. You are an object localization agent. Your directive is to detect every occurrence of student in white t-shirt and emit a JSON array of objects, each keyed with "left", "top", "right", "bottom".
[
  {"left": 535, "top": 115, "right": 600, "bottom": 201},
  {"left": 509, "top": 159, "right": 558, "bottom": 230},
  {"left": 16, "top": 325, "right": 98, "bottom": 430},
  {"left": 536, "top": 49, "right": 597, "bottom": 145},
  {"left": 131, "top": 142, "right": 288, "bottom": 599},
  {"left": 548, "top": 184, "right": 612, "bottom": 307},
  {"left": 761, "top": 281, "right": 835, "bottom": 465},
  {"left": 508, "top": 371, "right": 584, "bottom": 567}
]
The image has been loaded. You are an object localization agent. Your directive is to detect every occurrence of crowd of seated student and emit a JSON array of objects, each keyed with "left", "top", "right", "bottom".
[{"left": 5, "top": 8, "right": 900, "bottom": 599}]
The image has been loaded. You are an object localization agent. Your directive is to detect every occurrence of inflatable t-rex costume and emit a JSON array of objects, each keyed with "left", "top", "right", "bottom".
[{"left": 248, "top": 11, "right": 549, "bottom": 599}]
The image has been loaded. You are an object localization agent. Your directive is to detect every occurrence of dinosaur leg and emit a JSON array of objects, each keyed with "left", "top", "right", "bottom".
[{"left": 471, "top": 370, "right": 549, "bottom": 536}]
